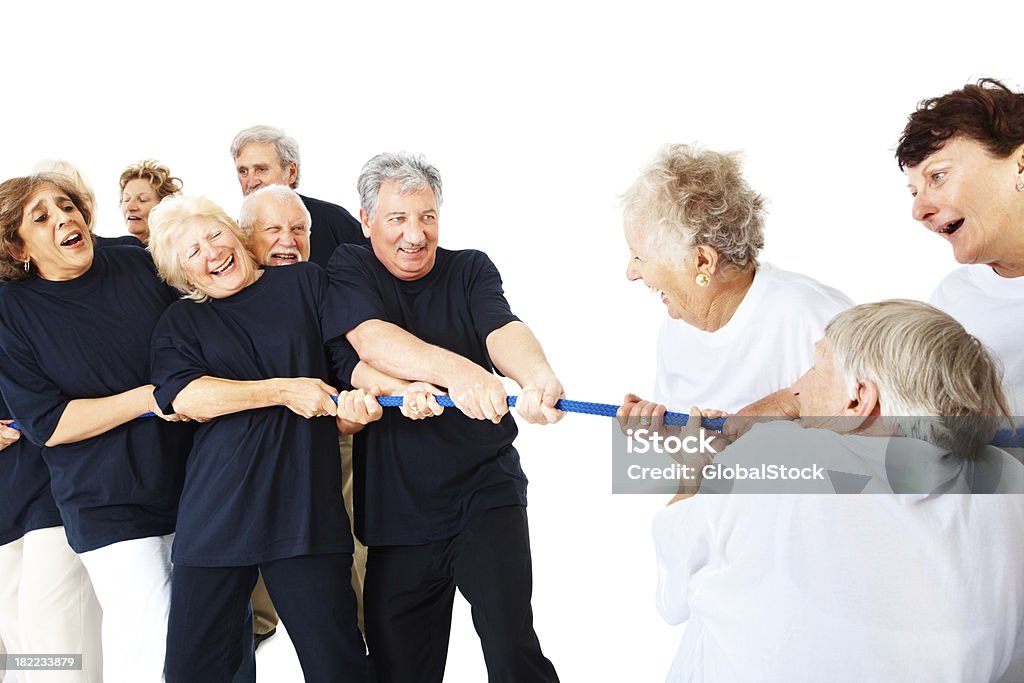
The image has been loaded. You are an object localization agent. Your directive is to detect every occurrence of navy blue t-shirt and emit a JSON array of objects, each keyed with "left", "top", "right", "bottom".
[
  {"left": 0, "top": 247, "right": 192, "bottom": 552},
  {"left": 95, "top": 234, "right": 143, "bottom": 248},
  {"left": 0, "top": 396, "right": 62, "bottom": 546},
  {"left": 299, "top": 194, "right": 368, "bottom": 270},
  {"left": 151, "top": 263, "right": 351, "bottom": 567},
  {"left": 326, "top": 245, "right": 527, "bottom": 546}
]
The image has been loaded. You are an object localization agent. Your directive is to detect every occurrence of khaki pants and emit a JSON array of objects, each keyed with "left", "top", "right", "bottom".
[{"left": 252, "top": 434, "right": 367, "bottom": 636}]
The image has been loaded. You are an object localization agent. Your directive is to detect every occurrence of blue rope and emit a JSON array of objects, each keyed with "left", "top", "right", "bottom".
[
  {"left": 8, "top": 395, "right": 1024, "bottom": 447},
  {"left": 376, "top": 395, "right": 725, "bottom": 430}
]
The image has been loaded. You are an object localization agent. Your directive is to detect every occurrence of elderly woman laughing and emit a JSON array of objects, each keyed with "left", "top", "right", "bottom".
[
  {"left": 147, "top": 195, "right": 377, "bottom": 683},
  {"left": 619, "top": 144, "right": 852, "bottom": 421}
]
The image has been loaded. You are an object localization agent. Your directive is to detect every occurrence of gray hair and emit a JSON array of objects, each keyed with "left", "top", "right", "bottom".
[
  {"left": 238, "top": 184, "right": 312, "bottom": 236},
  {"left": 825, "top": 300, "right": 1011, "bottom": 458},
  {"left": 622, "top": 144, "right": 765, "bottom": 271},
  {"left": 357, "top": 152, "right": 443, "bottom": 220},
  {"left": 230, "top": 125, "right": 302, "bottom": 189}
]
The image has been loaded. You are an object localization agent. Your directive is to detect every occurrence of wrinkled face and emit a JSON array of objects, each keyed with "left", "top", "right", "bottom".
[
  {"left": 15, "top": 182, "right": 94, "bottom": 281},
  {"left": 907, "top": 137, "right": 1024, "bottom": 274},
  {"left": 120, "top": 178, "right": 160, "bottom": 243},
  {"left": 792, "top": 338, "right": 852, "bottom": 422},
  {"left": 172, "top": 216, "right": 259, "bottom": 299},
  {"left": 624, "top": 220, "right": 703, "bottom": 326},
  {"left": 235, "top": 142, "right": 296, "bottom": 196},
  {"left": 249, "top": 194, "right": 310, "bottom": 266},
  {"left": 362, "top": 181, "right": 438, "bottom": 281}
]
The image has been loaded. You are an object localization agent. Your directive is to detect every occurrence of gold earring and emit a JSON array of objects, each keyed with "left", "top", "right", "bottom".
[{"left": 695, "top": 272, "right": 710, "bottom": 287}]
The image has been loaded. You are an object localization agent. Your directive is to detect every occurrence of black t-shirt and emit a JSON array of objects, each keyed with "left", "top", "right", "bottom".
[
  {"left": 0, "top": 247, "right": 192, "bottom": 552},
  {"left": 326, "top": 245, "right": 527, "bottom": 546},
  {"left": 299, "top": 194, "right": 368, "bottom": 270},
  {"left": 0, "top": 396, "right": 62, "bottom": 545},
  {"left": 151, "top": 263, "right": 351, "bottom": 566},
  {"left": 95, "top": 234, "right": 143, "bottom": 248}
]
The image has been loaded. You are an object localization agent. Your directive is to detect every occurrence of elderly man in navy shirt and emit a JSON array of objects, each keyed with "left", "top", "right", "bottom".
[
  {"left": 327, "top": 152, "right": 563, "bottom": 683},
  {"left": 230, "top": 124, "right": 367, "bottom": 268}
]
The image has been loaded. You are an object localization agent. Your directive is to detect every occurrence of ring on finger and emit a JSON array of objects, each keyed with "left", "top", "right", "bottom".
[
  {"left": 639, "top": 416, "right": 652, "bottom": 427},
  {"left": 410, "top": 404, "right": 420, "bottom": 414}
]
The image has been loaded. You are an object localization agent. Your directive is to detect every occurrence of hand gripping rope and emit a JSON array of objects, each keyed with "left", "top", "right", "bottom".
[
  {"left": 376, "top": 395, "right": 726, "bottom": 429},
  {"left": 7, "top": 395, "right": 1024, "bottom": 447}
]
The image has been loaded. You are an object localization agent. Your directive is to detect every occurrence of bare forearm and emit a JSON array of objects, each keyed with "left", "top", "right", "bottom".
[
  {"left": 347, "top": 319, "right": 480, "bottom": 388},
  {"left": 486, "top": 321, "right": 555, "bottom": 389},
  {"left": 350, "top": 362, "right": 412, "bottom": 395},
  {"left": 735, "top": 388, "right": 799, "bottom": 418},
  {"left": 46, "top": 385, "right": 155, "bottom": 447},
  {"left": 171, "top": 377, "right": 283, "bottom": 421}
]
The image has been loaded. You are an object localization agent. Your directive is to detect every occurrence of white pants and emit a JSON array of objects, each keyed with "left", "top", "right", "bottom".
[
  {"left": 78, "top": 534, "right": 173, "bottom": 683},
  {"left": 0, "top": 526, "right": 102, "bottom": 683}
]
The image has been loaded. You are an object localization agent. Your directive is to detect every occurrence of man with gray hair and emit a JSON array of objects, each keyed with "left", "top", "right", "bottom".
[
  {"left": 231, "top": 125, "right": 367, "bottom": 268},
  {"left": 325, "top": 152, "right": 563, "bottom": 682}
]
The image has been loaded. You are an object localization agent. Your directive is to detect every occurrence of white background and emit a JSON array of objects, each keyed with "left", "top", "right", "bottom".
[{"left": 2, "top": 1, "right": 1020, "bottom": 680}]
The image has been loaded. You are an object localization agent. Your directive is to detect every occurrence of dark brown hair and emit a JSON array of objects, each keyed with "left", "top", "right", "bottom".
[
  {"left": 896, "top": 78, "right": 1024, "bottom": 170},
  {"left": 0, "top": 173, "right": 93, "bottom": 282}
]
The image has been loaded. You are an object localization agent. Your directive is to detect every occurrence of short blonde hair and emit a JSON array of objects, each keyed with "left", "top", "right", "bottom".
[
  {"left": 825, "top": 299, "right": 1011, "bottom": 457},
  {"left": 148, "top": 195, "right": 256, "bottom": 303},
  {"left": 622, "top": 144, "right": 765, "bottom": 270}
]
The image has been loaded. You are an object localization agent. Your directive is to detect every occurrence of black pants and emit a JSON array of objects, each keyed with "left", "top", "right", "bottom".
[
  {"left": 166, "top": 553, "right": 371, "bottom": 683},
  {"left": 364, "top": 505, "right": 559, "bottom": 683}
]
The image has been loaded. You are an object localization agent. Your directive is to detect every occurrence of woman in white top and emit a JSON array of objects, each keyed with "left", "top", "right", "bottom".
[
  {"left": 655, "top": 300, "right": 1024, "bottom": 682},
  {"left": 619, "top": 143, "right": 851, "bottom": 419}
]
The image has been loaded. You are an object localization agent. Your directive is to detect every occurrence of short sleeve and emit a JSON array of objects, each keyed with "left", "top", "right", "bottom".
[
  {"left": 325, "top": 245, "right": 391, "bottom": 338},
  {"left": 150, "top": 306, "right": 209, "bottom": 414},
  {"left": 465, "top": 251, "right": 519, "bottom": 341},
  {"left": 0, "top": 322, "right": 71, "bottom": 448}
]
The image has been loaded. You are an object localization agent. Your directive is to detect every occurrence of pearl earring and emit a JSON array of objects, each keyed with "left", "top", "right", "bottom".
[{"left": 695, "top": 272, "right": 710, "bottom": 287}]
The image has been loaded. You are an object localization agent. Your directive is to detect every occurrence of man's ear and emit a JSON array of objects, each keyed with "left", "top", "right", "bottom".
[
  {"left": 359, "top": 208, "right": 372, "bottom": 240},
  {"left": 846, "top": 379, "right": 880, "bottom": 417},
  {"left": 286, "top": 162, "right": 298, "bottom": 188}
]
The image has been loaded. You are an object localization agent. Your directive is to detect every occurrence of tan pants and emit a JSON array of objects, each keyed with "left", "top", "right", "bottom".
[{"left": 252, "top": 434, "right": 367, "bottom": 635}]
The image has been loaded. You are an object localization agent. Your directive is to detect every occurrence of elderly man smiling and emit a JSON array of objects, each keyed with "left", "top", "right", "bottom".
[
  {"left": 327, "top": 152, "right": 563, "bottom": 683},
  {"left": 230, "top": 125, "right": 367, "bottom": 268},
  {"left": 239, "top": 185, "right": 313, "bottom": 266}
]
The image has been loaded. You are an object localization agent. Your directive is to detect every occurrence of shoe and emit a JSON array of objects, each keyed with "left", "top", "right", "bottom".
[{"left": 254, "top": 627, "right": 277, "bottom": 651}]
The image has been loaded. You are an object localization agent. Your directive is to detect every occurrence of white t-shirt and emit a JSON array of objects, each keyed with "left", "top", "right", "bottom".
[
  {"left": 653, "top": 421, "right": 1024, "bottom": 683},
  {"left": 653, "top": 263, "right": 853, "bottom": 413},
  {"left": 930, "top": 265, "right": 1024, "bottom": 415}
]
